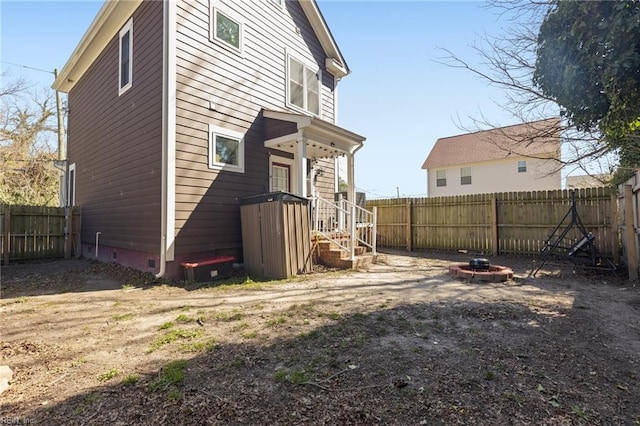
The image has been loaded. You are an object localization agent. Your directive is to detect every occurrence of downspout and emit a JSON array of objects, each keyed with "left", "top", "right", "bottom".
[{"left": 157, "top": 0, "right": 177, "bottom": 278}]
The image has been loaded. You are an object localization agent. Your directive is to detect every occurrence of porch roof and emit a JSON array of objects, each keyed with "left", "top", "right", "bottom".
[{"left": 263, "top": 110, "right": 365, "bottom": 159}]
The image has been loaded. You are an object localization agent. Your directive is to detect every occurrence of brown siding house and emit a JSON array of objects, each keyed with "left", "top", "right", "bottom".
[{"left": 54, "top": 0, "right": 365, "bottom": 278}]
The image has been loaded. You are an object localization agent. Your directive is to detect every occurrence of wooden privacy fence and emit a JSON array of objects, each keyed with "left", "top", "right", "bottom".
[
  {"left": 367, "top": 187, "right": 617, "bottom": 258},
  {"left": 618, "top": 171, "right": 640, "bottom": 280},
  {"left": 1, "top": 205, "right": 81, "bottom": 264}
]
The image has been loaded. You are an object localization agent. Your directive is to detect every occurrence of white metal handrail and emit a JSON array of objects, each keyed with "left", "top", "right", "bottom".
[{"left": 312, "top": 195, "right": 377, "bottom": 260}]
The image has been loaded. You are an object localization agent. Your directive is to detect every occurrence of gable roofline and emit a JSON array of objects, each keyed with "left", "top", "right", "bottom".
[
  {"left": 298, "top": 0, "right": 349, "bottom": 78},
  {"left": 53, "top": 0, "right": 349, "bottom": 93},
  {"left": 52, "top": 0, "right": 142, "bottom": 93},
  {"left": 422, "top": 118, "right": 561, "bottom": 170},
  {"left": 434, "top": 118, "right": 557, "bottom": 143}
]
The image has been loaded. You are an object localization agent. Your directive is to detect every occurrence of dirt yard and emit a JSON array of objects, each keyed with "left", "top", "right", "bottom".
[{"left": 1, "top": 250, "right": 639, "bottom": 425}]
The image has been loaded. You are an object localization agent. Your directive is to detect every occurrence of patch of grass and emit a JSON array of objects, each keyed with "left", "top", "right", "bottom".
[
  {"left": 286, "top": 302, "right": 317, "bottom": 318},
  {"left": 325, "top": 311, "right": 341, "bottom": 320},
  {"left": 122, "top": 374, "right": 139, "bottom": 385},
  {"left": 14, "top": 297, "right": 29, "bottom": 304},
  {"left": 504, "top": 391, "right": 525, "bottom": 407},
  {"left": 112, "top": 313, "right": 135, "bottom": 321},
  {"left": 97, "top": 368, "right": 120, "bottom": 382},
  {"left": 167, "top": 389, "right": 183, "bottom": 401},
  {"left": 571, "top": 405, "right": 591, "bottom": 422},
  {"left": 211, "top": 309, "right": 244, "bottom": 322},
  {"left": 149, "top": 360, "right": 187, "bottom": 391},
  {"left": 266, "top": 316, "right": 287, "bottom": 327},
  {"left": 231, "top": 321, "right": 250, "bottom": 332},
  {"left": 175, "top": 314, "right": 193, "bottom": 323},
  {"left": 273, "top": 370, "right": 288, "bottom": 382},
  {"left": 289, "top": 369, "right": 307, "bottom": 385},
  {"left": 148, "top": 329, "right": 203, "bottom": 353},
  {"left": 273, "top": 369, "right": 307, "bottom": 385},
  {"left": 179, "top": 337, "right": 216, "bottom": 353},
  {"left": 159, "top": 321, "right": 175, "bottom": 330},
  {"left": 71, "top": 356, "right": 88, "bottom": 367},
  {"left": 112, "top": 301, "right": 121, "bottom": 307},
  {"left": 241, "top": 331, "right": 258, "bottom": 339},
  {"left": 121, "top": 284, "right": 134, "bottom": 290}
]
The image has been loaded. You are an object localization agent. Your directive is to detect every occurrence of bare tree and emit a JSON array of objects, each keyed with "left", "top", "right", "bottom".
[
  {"left": 0, "top": 74, "right": 59, "bottom": 206},
  {"left": 435, "top": 0, "right": 616, "bottom": 184}
]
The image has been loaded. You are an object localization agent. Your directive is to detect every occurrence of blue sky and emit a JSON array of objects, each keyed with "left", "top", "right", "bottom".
[{"left": 1, "top": 0, "right": 517, "bottom": 199}]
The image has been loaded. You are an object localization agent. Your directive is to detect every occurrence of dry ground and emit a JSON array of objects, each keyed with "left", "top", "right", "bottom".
[{"left": 1, "top": 250, "right": 639, "bottom": 425}]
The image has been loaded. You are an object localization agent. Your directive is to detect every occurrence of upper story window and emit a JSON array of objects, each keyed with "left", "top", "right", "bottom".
[
  {"left": 211, "top": 7, "right": 242, "bottom": 52},
  {"left": 209, "top": 125, "right": 245, "bottom": 173},
  {"left": 287, "top": 55, "right": 320, "bottom": 116},
  {"left": 460, "top": 167, "right": 472, "bottom": 185},
  {"left": 518, "top": 160, "right": 527, "bottom": 173},
  {"left": 436, "top": 170, "right": 446, "bottom": 187},
  {"left": 119, "top": 18, "right": 133, "bottom": 95}
]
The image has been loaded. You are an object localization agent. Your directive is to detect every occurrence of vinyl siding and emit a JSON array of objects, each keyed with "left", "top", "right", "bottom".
[
  {"left": 67, "top": 1, "right": 164, "bottom": 253},
  {"left": 174, "top": 0, "right": 336, "bottom": 256},
  {"left": 314, "top": 158, "right": 336, "bottom": 199},
  {"left": 427, "top": 156, "right": 562, "bottom": 197}
]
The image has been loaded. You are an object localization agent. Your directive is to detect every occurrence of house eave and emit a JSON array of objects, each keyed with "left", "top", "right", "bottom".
[
  {"left": 263, "top": 109, "right": 365, "bottom": 158},
  {"left": 299, "top": 0, "right": 350, "bottom": 78},
  {"left": 52, "top": 0, "right": 143, "bottom": 93}
]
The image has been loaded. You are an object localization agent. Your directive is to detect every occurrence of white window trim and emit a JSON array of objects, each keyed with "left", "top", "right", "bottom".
[
  {"left": 286, "top": 51, "right": 322, "bottom": 117},
  {"left": 209, "top": 125, "right": 245, "bottom": 173},
  {"left": 118, "top": 18, "right": 133, "bottom": 96},
  {"left": 436, "top": 170, "right": 446, "bottom": 187},
  {"left": 269, "top": 155, "right": 296, "bottom": 193},
  {"left": 67, "top": 163, "right": 76, "bottom": 206},
  {"left": 209, "top": 3, "right": 243, "bottom": 54}
]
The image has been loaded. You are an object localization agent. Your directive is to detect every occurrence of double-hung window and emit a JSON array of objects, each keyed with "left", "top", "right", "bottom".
[
  {"left": 272, "top": 163, "right": 290, "bottom": 192},
  {"left": 287, "top": 56, "right": 320, "bottom": 116},
  {"left": 209, "top": 125, "right": 245, "bottom": 173},
  {"left": 119, "top": 18, "right": 133, "bottom": 95},
  {"left": 436, "top": 170, "right": 446, "bottom": 187},
  {"left": 460, "top": 167, "right": 472, "bottom": 185},
  {"left": 211, "top": 7, "right": 242, "bottom": 52},
  {"left": 518, "top": 160, "right": 527, "bottom": 173}
]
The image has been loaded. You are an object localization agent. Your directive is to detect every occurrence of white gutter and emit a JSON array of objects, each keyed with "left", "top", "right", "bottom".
[{"left": 157, "top": 0, "right": 177, "bottom": 278}]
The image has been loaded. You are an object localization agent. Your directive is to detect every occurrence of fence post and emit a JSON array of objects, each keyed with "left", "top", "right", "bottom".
[
  {"left": 406, "top": 199, "right": 412, "bottom": 252},
  {"left": 624, "top": 184, "right": 638, "bottom": 281},
  {"left": 64, "top": 206, "right": 73, "bottom": 260},
  {"left": 491, "top": 196, "right": 498, "bottom": 256},
  {"left": 2, "top": 207, "right": 10, "bottom": 265},
  {"left": 611, "top": 190, "right": 620, "bottom": 266}
]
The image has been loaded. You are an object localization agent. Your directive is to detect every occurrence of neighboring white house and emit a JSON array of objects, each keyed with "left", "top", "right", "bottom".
[
  {"left": 566, "top": 174, "right": 611, "bottom": 189},
  {"left": 422, "top": 119, "right": 562, "bottom": 197}
]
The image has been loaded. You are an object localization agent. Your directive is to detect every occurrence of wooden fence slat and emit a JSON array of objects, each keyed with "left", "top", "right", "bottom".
[
  {"left": 0, "top": 204, "right": 71, "bottom": 263},
  {"left": 366, "top": 187, "right": 616, "bottom": 258}
]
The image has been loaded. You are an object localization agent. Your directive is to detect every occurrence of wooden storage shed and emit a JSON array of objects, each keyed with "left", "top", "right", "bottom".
[{"left": 239, "top": 192, "right": 312, "bottom": 279}]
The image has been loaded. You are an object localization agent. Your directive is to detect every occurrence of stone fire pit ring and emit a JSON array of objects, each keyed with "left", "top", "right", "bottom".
[{"left": 449, "top": 264, "right": 514, "bottom": 282}]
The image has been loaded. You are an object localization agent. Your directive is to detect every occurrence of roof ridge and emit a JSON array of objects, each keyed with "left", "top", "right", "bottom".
[{"left": 436, "top": 117, "right": 559, "bottom": 142}]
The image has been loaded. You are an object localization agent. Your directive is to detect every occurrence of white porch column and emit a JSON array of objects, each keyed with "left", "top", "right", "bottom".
[
  {"left": 347, "top": 152, "right": 355, "bottom": 203},
  {"left": 297, "top": 134, "right": 307, "bottom": 198}
]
